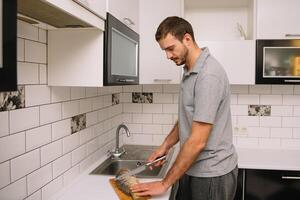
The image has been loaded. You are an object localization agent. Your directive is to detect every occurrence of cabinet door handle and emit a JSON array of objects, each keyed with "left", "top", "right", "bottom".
[
  {"left": 285, "top": 34, "right": 300, "bottom": 37},
  {"left": 284, "top": 80, "right": 300, "bottom": 83},
  {"left": 154, "top": 79, "right": 172, "bottom": 83},
  {"left": 123, "top": 17, "right": 135, "bottom": 26},
  {"left": 282, "top": 176, "right": 300, "bottom": 180}
]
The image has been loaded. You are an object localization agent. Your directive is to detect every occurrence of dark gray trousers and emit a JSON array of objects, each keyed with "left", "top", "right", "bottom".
[{"left": 169, "top": 166, "right": 238, "bottom": 200}]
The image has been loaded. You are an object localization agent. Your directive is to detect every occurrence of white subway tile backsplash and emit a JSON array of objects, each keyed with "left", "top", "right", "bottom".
[
  {"left": 123, "top": 103, "right": 142, "bottom": 113},
  {"left": 230, "top": 94, "right": 238, "bottom": 104},
  {"left": 153, "top": 114, "right": 173, "bottom": 124},
  {"left": 17, "top": 62, "right": 39, "bottom": 85},
  {"left": 87, "top": 139, "right": 98, "bottom": 155},
  {"left": 39, "top": 64, "right": 47, "bottom": 85},
  {"left": 162, "top": 104, "right": 178, "bottom": 114},
  {"left": 26, "top": 124, "right": 51, "bottom": 151},
  {"left": 79, "top": 128, "right": 93, "bottom": 145},
  {"left": 10, "top": 107, "right": 39, "bottom": 133},
  {"left": 142, "top": 104, "right": 163, "bottom": 114},
  {"left": 71, "top": 88, "right": 85, "bottom": 100},
  {"left": 0, "top": 177, "right": 27, "bottom": 200},
  {"left": 121, "top": 93, "right": 131, "bottom": 103},
  {"left": 0, "top": 132, "right": 25, "bottom": 163},
  {"left": 62, "top": 101, "right": 80, "bottom": 119},
  {"left": 25, "top": 40, "right": 46, "bottom": 63},
  {"left": 53, "top": 153, "right": 72, "bottom": 178},
  {"left": 271, "top": 106, "right": 293, "bottom": 117},
  {"left": 260, "top": 95, "right": 282, "bottom": 105},
  {"left": 126, "top": 123, "right": 142, "bottom": 134},
  {"left": 260, "top": 116, "right": 282, "bottom": 127},
  {"left": 122, "top": 113, "right": 132, "bottom": 123},
  {"left": 230, "top": 105, "right": 248, "bottom": 115},
  {"left": 111, "top": 86, "right": 122, "bottom": 94},
  {"left": 25, "top": 190, "right": 41, "bottom": 200},
  {"left": 86, "top": 111, "right": 98, "bottom": 127},
  {"left": 103, "top": 95, "right": 112, "bottom": 107},
  {"left": 295, "top": 86, "right": 300, "bottom": 94},
  {"left": 79, "top": 99, "right": 92, "bottom": 114},
  {"left": 85, "top": 88, "right": 98, "bottom": 98},
  {"left": 173, "top": 94, "right": 179, "bottom": 103},
  {"left": 40, "top": 103, "right": 62, "bottom": 125},
  {"left": 143, "top": 84, "right": 163, "bottom": 93},
  {"left": 231, "top": 85, "right": 249, "bottom": 94},
  {"left": 142, "top": 124, "right": 162, "bottom": 134},
  {"left": 237, "top": 137, "right": 259, "bottom": 148},
  {"left": 271, "top": 85, "right": 294, "bottom": 95},
  {"left": 63, "top": 165, "right": 80, "bottom": 187},
  {"left": 17, "top": 38, "right": 25, "bottom": 61},
  {"left": 282, "top": 117, "right": 300, "bottom": 128},
  {"left": 38, "top": 28, "right": 47, "bottom": 43},
  {"left": 283, "top": 95, "right": 300, "bottom": 105},
  {"left": 11, "top": 149, "right": 40, "bottom": 182},
  {"left": 52, "top": 119, "right": 71, "bottom": 141},
  {"left": 41, "top": 140, "right": 62, "bottom": 166},
  {"left": 0, "top": 111, "right": 9, "bottom": 137},
  {"left": 25, "top": 85, "right": 51, "bottom": 107},
  {"left": 72, "top": 145, "right": 87, "bottom": 166},
  {"left": 153, "top": 135, "right": 167, "bottom": 146},
  {"left": 92, "top": 96, "right": 104, "bottom": 110},
  {"left": 17, "top": 20, "right": 38, "bottom": 40},
  {"left": 281, "top": 139, "right": 300, "bottom": 149},
  {"left": 163, "top": 84, "right": 180, "bottom": 93},
  {"left": 293, "top": 128, "right": 300, "bottom": 138},
  {"left": 258, "top": 138, "right": 281, "bottom": 149},
  {"left": 51, "top": 87, "right": 71, "bottom": 103},
  {"left": 132, "top": 113, "right": 152, "bottom": 124},
  {"left": 270, "top": 128, "right": 293, "bottom": 138},
  {"left": 41, "top": 176, "right": 63, "bottom": 200},
  {"left": 0, "top": 161, "right": 10, "bottom": 189},
  {"left": 122, "top": 85, "right": 142, "bottom": 92},
  {"left": 153, "top": 93, "right": 173, "bottom": 104},
  {"left": 237, "top": 116, "right": 259, "bottom": 127},
  {"left": 247, "top": 127, "right": 270, "bottom": 138},
  {"left": 27, "top": 164, "right": 52, "bottom": 195},
  {"left": 63, "top": 133, "right": 80, "bottom": 154},
  {"left": 249, "top": 85, "right": 271, "bottom": 94},
  {"left": 294, "top": 106, "right": 300, "bottom": 116},
  {"left": 238, "top": 95, "right": 259, "bottom": 104}
]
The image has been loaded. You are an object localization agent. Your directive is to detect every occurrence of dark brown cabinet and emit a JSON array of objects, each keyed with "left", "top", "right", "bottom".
[{"left": 0, "top": 0, "right": 17, "bottom": 91}]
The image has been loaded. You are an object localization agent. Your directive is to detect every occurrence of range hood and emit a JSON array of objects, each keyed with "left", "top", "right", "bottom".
[{"left": 17, "top": 0, "right": 95, "bottom": 28}]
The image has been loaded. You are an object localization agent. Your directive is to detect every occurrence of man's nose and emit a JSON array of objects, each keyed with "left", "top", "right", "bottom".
[{"left": 166, "top": 51, "right": 172, "bottom": 60}]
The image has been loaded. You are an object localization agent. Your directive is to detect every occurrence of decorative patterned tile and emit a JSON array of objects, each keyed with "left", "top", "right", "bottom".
[
  {"left": 0, "top": 86, "right": 25, "bottom": 111},
  {"left": 112, "top": 93, "right": 120, "bottom": 105},
  {"left": 71, "top": 114, "right": 86, "bottom": 134},
  {"left": 248, "top": 105, "right": 271, "bottom": 116},
  {"left": 132, "top": 92, "right": 153, "bottom": 103}
]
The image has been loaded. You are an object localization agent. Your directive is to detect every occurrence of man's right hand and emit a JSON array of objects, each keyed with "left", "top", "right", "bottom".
[{"left": 148, "top": 146, "right": 168, "bottom": 170}]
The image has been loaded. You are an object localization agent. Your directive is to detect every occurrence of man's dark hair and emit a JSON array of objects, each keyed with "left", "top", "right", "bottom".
[{"left": 155, "top": 16, "right": 195, "bottom": 42}]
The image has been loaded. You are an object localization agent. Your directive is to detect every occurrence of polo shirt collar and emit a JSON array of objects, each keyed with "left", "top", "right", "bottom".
[{"left": 183, "top": 47, "right": 210, "bottom": 77}]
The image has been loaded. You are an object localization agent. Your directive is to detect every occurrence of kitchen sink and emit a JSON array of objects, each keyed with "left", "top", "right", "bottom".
[{"left": 90, "top": 145, "right": 174, "bottom": 178}]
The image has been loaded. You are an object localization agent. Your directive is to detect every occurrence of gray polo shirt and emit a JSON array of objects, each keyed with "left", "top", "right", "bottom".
[{"left": 178, "top": 47, "right": 238, "bottom": 177}]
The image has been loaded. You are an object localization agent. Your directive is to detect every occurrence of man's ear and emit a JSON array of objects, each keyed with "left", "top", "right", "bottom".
[{"left": 183, "top": 33, "right": 193, "bottom": 45}]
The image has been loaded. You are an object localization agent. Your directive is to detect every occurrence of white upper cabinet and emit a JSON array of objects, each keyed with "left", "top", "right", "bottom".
[
  {"left": 183, "top": 0, "right": 256, "bottom": 85},
  {"left": 139, "top": 0, "right": 184, "bottom": 84},
  {"left": 106, "top": 0, "right": 139, "bottom": 33},
  {"left": 72, "top": 0, "right": 106, "bottom": 19},
  {"left": 257, "top": 0, "right": 300, "bottom": 39}
]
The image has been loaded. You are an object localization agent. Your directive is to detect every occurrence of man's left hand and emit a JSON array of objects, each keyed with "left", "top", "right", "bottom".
[{"left": 131, "top": 181, "right": 169, "bottom": 196}]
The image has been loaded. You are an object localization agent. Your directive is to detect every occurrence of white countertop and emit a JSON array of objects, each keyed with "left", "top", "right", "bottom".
[{"left": 51, "top": 147, "right": 300, "bottom": 200}]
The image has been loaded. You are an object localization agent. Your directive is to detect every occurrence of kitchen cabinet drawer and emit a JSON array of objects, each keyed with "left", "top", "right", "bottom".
[{"left": 245, "top": 169, "right": 300, "bottom": 200}]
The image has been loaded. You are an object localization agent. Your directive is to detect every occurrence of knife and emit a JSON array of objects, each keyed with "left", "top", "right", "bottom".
[{"left": 116, "top": 155, "right": 167, "bottom": 180}]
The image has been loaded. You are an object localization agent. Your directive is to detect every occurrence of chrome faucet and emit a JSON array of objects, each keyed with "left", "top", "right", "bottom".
[{"left": 112, "top": 124, "right": 131, "bottom": 157}]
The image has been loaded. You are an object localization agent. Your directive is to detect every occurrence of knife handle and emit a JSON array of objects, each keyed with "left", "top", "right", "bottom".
[{"left": 146, "top": 155, "right": 167, "bottom": 166}]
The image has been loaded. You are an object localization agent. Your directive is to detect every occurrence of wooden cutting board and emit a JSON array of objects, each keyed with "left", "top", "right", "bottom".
[{"left": 109, "top": 179, "right": 149, "bottom": 200}]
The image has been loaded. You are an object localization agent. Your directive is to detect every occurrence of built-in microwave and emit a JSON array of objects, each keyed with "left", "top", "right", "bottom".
[
  {"left": 104, "top": 13, "right": 139, "bottom": 86},
  {"left": 256, "top": 39, "right": 300, "bottom": 84}
]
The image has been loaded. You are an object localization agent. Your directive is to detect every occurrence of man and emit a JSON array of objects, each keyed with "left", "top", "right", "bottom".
[{"left": 131, "top": 16, "right": 238, "bottom": 200}]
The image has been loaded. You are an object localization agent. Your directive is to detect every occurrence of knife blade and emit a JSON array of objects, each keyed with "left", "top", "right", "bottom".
[{"left": 116, "top": 155, "right": 167, "bottom": 180}]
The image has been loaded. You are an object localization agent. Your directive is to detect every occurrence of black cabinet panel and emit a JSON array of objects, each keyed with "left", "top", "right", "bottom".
[{"left": 245, "top": 169, "right": 300, "bottom": 200}]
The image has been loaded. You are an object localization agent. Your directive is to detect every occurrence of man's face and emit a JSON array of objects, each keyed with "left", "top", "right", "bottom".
[{"left": 158, "top": 33, "right": 188, "bottom": 66}]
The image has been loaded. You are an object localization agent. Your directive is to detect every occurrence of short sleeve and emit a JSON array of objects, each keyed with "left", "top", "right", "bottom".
[{"left": 193, "top": 74, "right": 224, "bottom": 124}]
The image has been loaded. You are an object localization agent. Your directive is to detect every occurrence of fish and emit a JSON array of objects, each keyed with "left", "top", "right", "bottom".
[{"left": 115, "top": 169, "right": 148, "bottom": 200}]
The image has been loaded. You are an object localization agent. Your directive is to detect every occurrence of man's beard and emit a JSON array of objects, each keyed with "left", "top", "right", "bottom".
[{"left": 173, "top": 48, "right": 188, "bottom": 66}]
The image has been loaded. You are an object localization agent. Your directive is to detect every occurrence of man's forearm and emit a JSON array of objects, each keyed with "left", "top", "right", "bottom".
[
  {"left": 161, "top": 121, "right": 179, "bottom": 152},
  {"left": 161, "top": 122, "right": 212, "bottom": 188}
]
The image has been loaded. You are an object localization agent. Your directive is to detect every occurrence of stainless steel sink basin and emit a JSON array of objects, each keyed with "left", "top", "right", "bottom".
[{"left": 90, "top": 145, "right": 174, "bottom": 178}]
